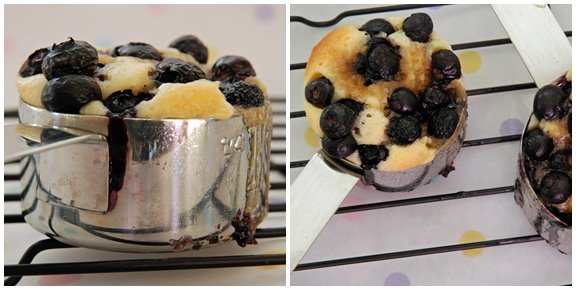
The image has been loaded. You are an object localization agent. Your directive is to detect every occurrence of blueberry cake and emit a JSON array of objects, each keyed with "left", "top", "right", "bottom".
[
  {"left": 16, "top": 36, "right": 272, "bottom": 247},
  {"left": 304, "top": 13, "right": 467, "bottom": 185},
  {"left": 521, "top": 71, "right": 571, "bottom": 225}
]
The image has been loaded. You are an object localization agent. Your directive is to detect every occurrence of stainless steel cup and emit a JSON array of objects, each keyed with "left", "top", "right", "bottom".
[
  {"left": 15, "top": 101, "right": 271, "bottom": 252},
  {"left": 515, "top": 113, "right": 571, "bottom": 254}
]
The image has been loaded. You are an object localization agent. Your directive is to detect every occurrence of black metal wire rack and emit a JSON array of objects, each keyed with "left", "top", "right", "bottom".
[
  {"left": 4, "top": 97, "right": 286, "bottom": 286},
  {"left": 289, "top": 4, "right": 571, "bottom": 285}
]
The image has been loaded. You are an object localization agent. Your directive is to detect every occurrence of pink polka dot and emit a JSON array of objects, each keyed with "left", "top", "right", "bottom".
[
  {"left": 38, "top": 274, "right": 82, "bottom": 286},
  {"left": 147, "top": 4, "right": 169, "bottom": 16},
  {"left": 340, "top": 195, "right": 364, "bottom": 220},
  {"left": 5, "top": 35, "right": 13, "bottom": 56}
]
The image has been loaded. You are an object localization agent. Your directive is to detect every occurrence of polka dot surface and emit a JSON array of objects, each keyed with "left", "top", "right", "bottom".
[
  {"left": 458, "top": 50, "right": 482, "bottom": 74},
  {"left": 384, "top": 272, "right": 411, "bottom": 286},
  {"left": 499, "top": 118, "right": 525, "bottom": 136},
  {"left": 38, "top": 274, "right": 82, "bottom": 286},
  {"left": 304, "top": 127, "right": 320, "bottom": 148},
  {"left": 254, "top": 5, "right": 275, "bottom": 22},
  {"left": 459, "top": 230, "right": 485, "bottom": 257}
]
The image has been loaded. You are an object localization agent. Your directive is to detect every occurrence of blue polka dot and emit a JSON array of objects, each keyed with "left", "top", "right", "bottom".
[
  {"left": 499, "top": 118, "right": 525, "bottom": 136},
  {"left": 254, "top": 5, "right": 275, "bottom": 22},
  {"left": 384, "top": 272, "right": 411, "bottom": 286},
  {"left": 94, "top": 37, "right": 114, "bottom": 49}
]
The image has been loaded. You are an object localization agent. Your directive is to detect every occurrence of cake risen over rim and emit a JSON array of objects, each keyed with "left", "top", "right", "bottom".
[
  {"left": 16, "top": 36, "right": 268, "bottom": 120},
  {"left": 304, "top": 13, "right": 467, "bottom": 172}
]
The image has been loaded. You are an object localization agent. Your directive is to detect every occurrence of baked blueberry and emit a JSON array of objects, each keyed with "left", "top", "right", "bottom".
[
  {"left": 360, "top": 18, "right": 395, "bottom": 37},
  {"left": 42, "top": 38, "right": 98, "bottom": 80},
  {"left": 321, "top": 134, "right": 357, "bottom": 158},
  {"left": 211, "top": 55, "right": 256, "bottom": 83},
  {"left": 153, "top": 58, "right": 206, "bottom": 84},
  {"left": 335, "top": 98, "right": 364, "bottom": 116},
  {"left": 41, "top": 75, "right": 102, "bottom": 114},
  {"left": 305, "top": 77, "right": 334, "bottom": 108},
  {"left": 428, "top": 107, "right": 459, "bottom": 139},
  {"left": 320, "top": 102, "right": 357, "bottom": 139},
  {"left": 539, "top": 171, "right": 571, "bottom": 204},
  {"left": 389, "top": 87, "right": 418, "bottom": 114},
  {"left": 523, "top": 129, "right": 554, "bottom": 162},
  {"left": 548, "top": 150, "right": 571, "bottom": 171},
  {"left": 358, "top": 144, "right": 389, "bottom": 169},
  {"left": 357, "top": 38, "right": 401, "bottom": 85},
  {"left": 419, "top": 86, "right": 451, "bottom": 113},
  {"left": 112, "top": 42, "right": 162, "bottom": 61},
  {"left": 402, "top": 13, "right": 433, "bottom": 43},
  {"left": 387, "top": 115, "right": 421, "bottom": 145},
  {"left": 533, "top": 84, "right": 567, "bottom": 120},
  {"left": 367, "top": 42, "right": 400, "bottom": 81},
  {"left": 431, "top": 50, "right": 461, "bottom": 85},
  {"left": 19, "top": 48, "right": 50, "bottom": 77},
  {"left": 103, "top": 90, "right": 152, "bottom": 116},
  {"left": 219, "top": 81, "right": 264, "bottom": 107},
  {"left": 169, "top": 35, "right": 208, "bottom": 64}
]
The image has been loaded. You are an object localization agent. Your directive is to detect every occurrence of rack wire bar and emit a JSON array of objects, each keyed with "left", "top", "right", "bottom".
[
  {"left": 290, "top": 4, "right": 448, "bottom": 27},
  {"left": 293, "top": 235, "right": 543, "bottom": 271}
]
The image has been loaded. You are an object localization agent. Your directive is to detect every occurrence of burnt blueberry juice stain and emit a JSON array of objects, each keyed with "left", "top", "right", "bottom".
[{"left": 107, "top": 116, "right": 129, "bottom": 211}]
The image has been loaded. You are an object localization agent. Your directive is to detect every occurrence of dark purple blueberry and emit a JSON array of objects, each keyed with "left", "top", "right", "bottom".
[
  {"left": 42, "top": 38, "right": 98, "bottom": 80},
  {"left": 103, "top": 90, "right": 152, "bottom": 116},
  {"left": 358, "top": 144, "right": 389, "bottom": 169},
  {"left": 19, "top": 48, "right": 50, "bottom": 77},
  {"left": 431, "top": 50, "right": 461, "bottom": 84},
  {"left": 321, "top": 135, "right": 357, "bottom": 158},
  {"left": 388, "top": 87, "right": 418, "bottom": 114},
  {"left": 533, "top": 84, "right": 567, "bottom": 120},
  {"left": 112, "top": 42, "right": 162, "bottom": 61},
  {"left": 366, "top": 42, "right": 400, "bottom": 81},
  {"left": 335, "top": 98, "right": 364, "bottom": 116},
  {"left": 548, "top": 150, "right": 571, "bottom": 171},
  {"left": 153, "top": 58, "right": 206, "bottom": 84},
  {"left": 568, "top": 112, "right": 571, "bottom": 134},
  {"left": 169, "top": 35, "right": 208, "bottom": 64},
  {"left": 557, "top": 78, "right": 572, "bottom": 97},
  {"left": 219, "top": 81, "right": 264, "bottom": 107},
  {"left": 211, "top": 55, "right": 256, "bottom": 83},
  {"left": 360, "top": 19, "right": 395, "bottom": 37},
  {"left": 386, "top": 115, "right": 421, "bottom": 145},
  {"left": 523, "top": 129, "right": 554, "bottom": 162},
  {"left": 428, "top": 107, "right": 459, "bottom": 139},
  {"left": 41, "top": 75, "right": 102, "bottom": 114},
  {"left": 305, "top": 77, "right": 334, "bottom": 108},
  {"left": 402, "top": 13, "right": 433, "bottom": 43},
  {"left": 419, "top": 86, "right": 451, "bottom": 113},
  {"left": 319, "top": 103, "right": 357, "bottom": 139},
  {"left": 539, "top": 171, "right": 571, "bottom": 204}
]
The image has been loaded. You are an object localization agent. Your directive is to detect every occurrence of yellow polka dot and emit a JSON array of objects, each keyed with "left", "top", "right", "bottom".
[
  {"left": 458, "top": 51, "right": 482, "bottom": 74},
  {"left": 304, "top": 127, "right": 320, "bottom": 147},
  {"left": 256, "top": 250, "right": 285, "bottom": 270},
  {"left": 459, "top": 230, "right": 485, "bottom": 257}
]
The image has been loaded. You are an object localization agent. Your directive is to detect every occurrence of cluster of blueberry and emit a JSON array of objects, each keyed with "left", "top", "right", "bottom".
[
  {"left": 19, "top": 36, "right": 264, "bottom": 117},
  {"left": 305, "top": 13, "right": 463, "bottom": 170},
  {"left": 522, "top": 78, "right": 572, "bottom": 223}
]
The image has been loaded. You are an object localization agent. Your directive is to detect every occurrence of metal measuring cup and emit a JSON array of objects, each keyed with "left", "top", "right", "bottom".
[{"left": 6, "top": 100, "right": 272, "bottom": 252}]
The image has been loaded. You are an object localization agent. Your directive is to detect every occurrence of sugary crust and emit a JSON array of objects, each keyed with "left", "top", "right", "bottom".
[{"left": 304, "top": 21, "right": 466, "bottom": 171}]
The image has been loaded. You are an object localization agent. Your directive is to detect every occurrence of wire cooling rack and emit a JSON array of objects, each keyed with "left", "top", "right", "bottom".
[
  {"left": 290, "top": 4, "right": 571, "bottom": 286},
  {"left": 4, "top": 97, "right": 286, "bottom": 286}
]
